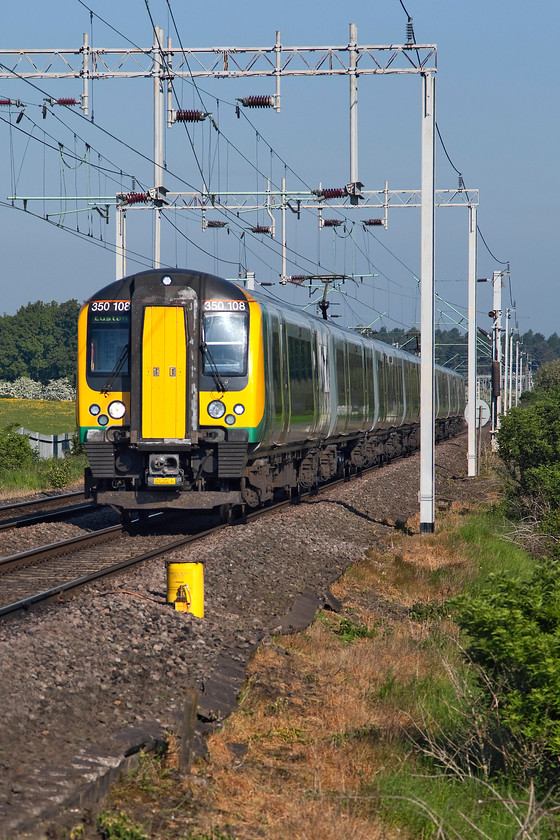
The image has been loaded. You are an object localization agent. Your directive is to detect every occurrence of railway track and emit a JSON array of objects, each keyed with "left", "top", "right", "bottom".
[
  {"left": 0, "top": 515, "right": 203, "bottom": 617},
  {"left": 0, "top": 426, "right": 464, "bottom": 620},
  {"left": 0, "top": 461, "right": 383, "bottom": 619},
  {"left": 0, "top": 490, "right": 96, "bottom": 532}
]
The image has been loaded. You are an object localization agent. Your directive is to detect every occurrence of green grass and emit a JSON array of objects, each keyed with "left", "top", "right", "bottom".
[
  {"left": 371, "top": 510, "right": 554, "bottom": 838},
  {"left": 0, "top": 398, "right": 76, "bottom": 434},
  {"left": 453, "top": 511, "right": 535, "bottom": 591},
  {"left": 376, "top": 754, "right": 557, "bottom": 840},
  {"left": 0, "top": 454, "right": 87, "bottom": 493},
  {"left": 0, "top": 399, "right": 83, "bottom": 492}
]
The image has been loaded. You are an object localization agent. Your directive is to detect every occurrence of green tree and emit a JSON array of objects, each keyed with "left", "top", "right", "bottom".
[
  {"left": 498, "top": 389, "right": 560, "bottom": 530},
  {"left": 0, "top": 299, "right": 80, "bottom": 385},
  {"left": 533, "top": 359, "right": 560, "bottom": 392}
]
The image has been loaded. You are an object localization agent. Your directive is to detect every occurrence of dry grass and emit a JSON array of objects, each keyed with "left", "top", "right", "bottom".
[
  {"left": 104, "top": 503, "right": 497, "bottom": 840},
  {"left": 173, "top": 513, "right": 475, "bottom": 839},
  {"left": 187, "top": 632, "right": 399, "bottom": 839}
]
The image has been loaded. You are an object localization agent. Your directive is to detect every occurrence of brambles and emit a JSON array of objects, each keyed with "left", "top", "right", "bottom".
[
  {"left": 334, "top": 617, "right": 377, "bottom": 642},
  {"left": 97, "top": 811, "right": 149, "bottom": 840},
  {"left": 0, "top": 423, "right": 85, "bottom": 491}
]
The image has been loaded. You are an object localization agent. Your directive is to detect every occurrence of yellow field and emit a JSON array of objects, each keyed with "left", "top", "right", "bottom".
[{"left": 0, "top": 398, "right": 76, "bottom": 434}]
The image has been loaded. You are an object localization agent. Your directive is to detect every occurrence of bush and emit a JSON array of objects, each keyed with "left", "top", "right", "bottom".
[
  {"left": 534, "top": 359, "right": 560, "bottom": 392},
  {"left": 0, "top": 423, "right": 36, "bottom": 472},
  {"left": 0, "top": 377, "right": 75, "bottom": 400},
  {"left": 44, "top": 458, "right": 72, "bottom": 489},
  {"left": 498, "top": 390, "right": 560, "bottom": 529},
  {"left": 42, "top": 378, "right": 76, "bottom": 400},
  {"left": 454, "top": 559, "right": 560, "bottom": 783}
]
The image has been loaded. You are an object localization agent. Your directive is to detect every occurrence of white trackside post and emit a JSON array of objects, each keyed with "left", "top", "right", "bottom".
[
  {"left": 467, "top": 205, "right": 477, "bottom": 477},
  {"left": 419, "top": 72, "right": 436, "bottom": 534}
]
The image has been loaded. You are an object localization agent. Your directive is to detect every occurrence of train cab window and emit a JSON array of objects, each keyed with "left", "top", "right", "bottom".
[
  {"left": 87, "top": 310, "right": 131, "bottom": 388},
  {"left": 202, "top": 310, "right": 249, "bottom": 376}
]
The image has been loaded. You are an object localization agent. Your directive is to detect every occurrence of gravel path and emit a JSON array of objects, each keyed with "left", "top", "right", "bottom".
[{"left": 0, "top": 431, "right": 492, "bottom": 838}]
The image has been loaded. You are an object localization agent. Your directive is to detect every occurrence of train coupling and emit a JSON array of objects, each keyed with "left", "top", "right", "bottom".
[{"left": 145, "top": 452, "right": 184, "bottom": 488}]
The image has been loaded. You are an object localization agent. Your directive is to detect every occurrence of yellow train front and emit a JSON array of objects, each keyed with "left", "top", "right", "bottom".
[
  {"left": 77, "top": 268, "right": 264, "bottom": 514},
  {"left": 77, "top": 267, "right": 465, "bottom": 517}
]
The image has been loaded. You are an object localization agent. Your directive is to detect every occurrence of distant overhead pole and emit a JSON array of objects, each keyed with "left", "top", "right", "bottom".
[
  {"left": 504, "top": 308, "right": 511, "bottom": 415},
  {"left": 491, "top": 270, "right": 504, "bottom": 450},
  {"left": 477, "top": 270, "right": 505, "bottom": 452}
]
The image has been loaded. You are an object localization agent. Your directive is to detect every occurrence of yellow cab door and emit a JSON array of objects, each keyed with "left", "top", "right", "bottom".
[{"left": 141, "top": 306, "right": 187, "bottom": 438}]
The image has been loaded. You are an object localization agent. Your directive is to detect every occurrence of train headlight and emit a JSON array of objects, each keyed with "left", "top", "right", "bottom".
[
  {"left": 207, "top": 400, "right": 226, "bottom": 419},
  {"left": 97, "top": 414, "right": 109, "bottom": 427},
  {"left": 89, "top": 404, "right": 100, "bottom": 416},
  {"left": 233, "top": 403, "right": 245, "bottom": 415},
  {"left": 225, "top": 414, "right": 236, "bottom": 426},
  {"left": 108, "top": 400, "right": 126, "bottom": 420}
]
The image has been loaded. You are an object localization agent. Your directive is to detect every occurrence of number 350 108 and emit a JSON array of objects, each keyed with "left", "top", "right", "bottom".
[
  {"left": 204, "top": 300, "right": 246, "bottom": 311},
  {"left": 90, "top": 300, "right": 131, "bottom": 312}
]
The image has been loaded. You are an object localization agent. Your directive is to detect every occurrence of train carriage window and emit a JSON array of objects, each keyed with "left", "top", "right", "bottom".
[
  {"left": 348, "top": 343, "right": 365, "bottom": 417},
  {"left": 336, "top": 342, "right": 347, "bottom": 405},
  {"left": 88, "top": 311, "right": 131, "bottom": 385},
  {"left": 318, "top": 337, "right": 329, "bottom": 393},
  {"left": 287, "top": 327, "right": 314, "bottom": 418},
  {"left": 376, "top": 351, "right": 388, "bottom": 422},
  {"left": 202, "top": 310, "right": 249, "bottom": 376},
  {"left": 365, "top": 348, "right": 374, "bottom": 421},
  {"left": 386, "top": 355, "right": 401, "bottom": 423},
  {"left": 404, "top": 359, "right": 420, "bottom": 419},
  {"left": 272, "top": 324, "right": 283, "bottom": 424}
]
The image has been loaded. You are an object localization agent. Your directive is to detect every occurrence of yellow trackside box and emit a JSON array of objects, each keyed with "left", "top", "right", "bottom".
[{"left": 166, "top": 561, "right": 204, "bottom": 618}]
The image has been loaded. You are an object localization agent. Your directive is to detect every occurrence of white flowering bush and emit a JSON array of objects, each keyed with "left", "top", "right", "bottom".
[
  {"left": 0, "top": 377, "right": 75, "bottom": 400},
  {"left": 43, "top": 378, "right": 76, "bottom": 400}
]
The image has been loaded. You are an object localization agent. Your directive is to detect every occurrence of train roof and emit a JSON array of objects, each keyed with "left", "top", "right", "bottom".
[{"left": 244, "top": 282, "right": 462, "bottom": 379}]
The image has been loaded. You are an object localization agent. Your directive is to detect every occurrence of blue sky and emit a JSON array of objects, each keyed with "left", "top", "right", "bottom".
[{"left": 1, "top": 0, "right": 558, "bottom": 340}]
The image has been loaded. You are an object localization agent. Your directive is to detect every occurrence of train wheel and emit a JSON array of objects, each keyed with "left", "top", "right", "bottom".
[
  {"left": 241, "top": 477, "right": 260, "bottom": 508},
  {"left": 290, "top": 484, "right": 302, "bottom": 505}
]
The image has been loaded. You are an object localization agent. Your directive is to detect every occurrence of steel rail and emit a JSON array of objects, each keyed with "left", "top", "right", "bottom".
[
  {"left": 0, "top": 522, "right": 224, "bottom": 619},
  {"left": 0, "top": 490, "right": 84, "bottom": 515},
  {"left": 0, "top": 523, "right": 123, "bottom": 572},
  {"left": 0, "top": 501, "right": 97, "bottom": 532},
  {"left": 0, "top": 460, "right": 383, "bottom": 618}
]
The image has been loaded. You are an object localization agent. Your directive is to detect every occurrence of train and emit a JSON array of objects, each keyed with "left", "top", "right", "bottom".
[{"left": 76, "top": 268, "right": 465, "bottom": 518}]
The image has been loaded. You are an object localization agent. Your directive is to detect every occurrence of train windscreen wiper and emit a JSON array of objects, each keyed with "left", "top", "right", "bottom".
[
  {"left": 201, "top": 341, "right": 226, "bottom": 393},
  {"left": 101, "top": 344, "right": 130, "bottom": 395}
]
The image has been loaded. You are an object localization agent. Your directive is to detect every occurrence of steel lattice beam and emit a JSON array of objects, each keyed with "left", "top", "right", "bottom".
[{"left": 0, "top": 40, "right": 436, "bottom": 82}]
